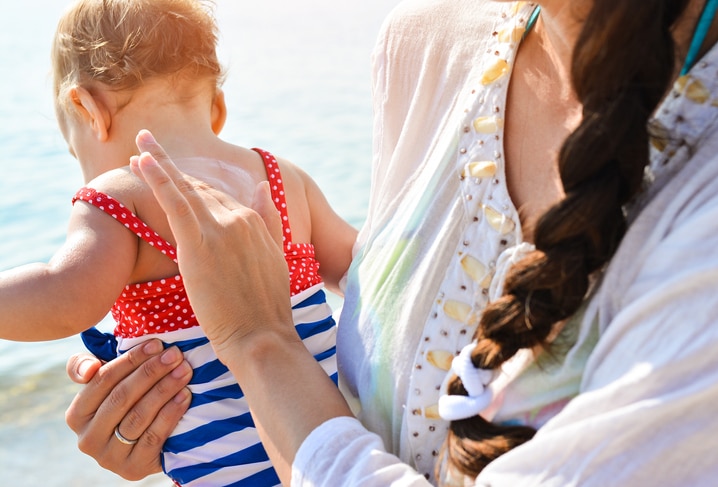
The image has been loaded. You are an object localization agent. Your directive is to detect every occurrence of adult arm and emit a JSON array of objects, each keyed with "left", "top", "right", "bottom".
[{"left": 292, "top": 416, "right": 433, "bottom": 486}]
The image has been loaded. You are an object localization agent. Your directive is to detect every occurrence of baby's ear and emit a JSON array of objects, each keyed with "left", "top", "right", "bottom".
[
  {"left": 211, "top": 88, "right": 227, "bottom": 135},
  {"left": 68, "top": 86, "right": 110, "bottom": 142}
]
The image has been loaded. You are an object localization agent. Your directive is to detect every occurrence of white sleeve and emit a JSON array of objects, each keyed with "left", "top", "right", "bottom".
[
  {"left": 291, "top": 417, "right": 432, "bottom": 487},
  {"left": 474, "top": 169, "right": 718, "bottom": 486}
]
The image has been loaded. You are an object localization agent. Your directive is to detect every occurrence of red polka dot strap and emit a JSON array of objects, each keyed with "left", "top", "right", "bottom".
[
  {"left": 252, "top": 148, "right": 294, "bottom": 244},
  {"left": 73, "top": 187, "right": 194, "bottom": 338},
  {"left": 252, "top": 148, "right": 323, "bottom": 294},
  {"left": 72, "top": 187, "right": 178, "bottom": 263}
]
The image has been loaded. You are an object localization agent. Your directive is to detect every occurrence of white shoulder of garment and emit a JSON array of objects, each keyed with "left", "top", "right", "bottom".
[{"left": 360, "top": 0, "right": 507, "bottom": 241}]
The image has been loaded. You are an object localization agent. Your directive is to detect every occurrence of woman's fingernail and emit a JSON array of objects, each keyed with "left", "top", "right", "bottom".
[
  {"left": 77, "top": 358, "right": 95, "bottom": 377},
  {"left": 135, "top": 152, "right": 156, "bottom": 168},
  {"left": 171, "top": 360, "right": 193, "bottom": 379},
  {"left": 161, "top": 346, "right": 182, "bottom": 365},
  {"left": 174, "top": 388, "right": 191, "bottom": 404},
  {"left": 143, "top": 340, "right": 163, "bottom": 355}
]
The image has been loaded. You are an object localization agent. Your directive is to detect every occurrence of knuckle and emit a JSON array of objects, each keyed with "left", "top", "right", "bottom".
[
  {"left": 117, "top": 471, "right": 141, "bottom": 482},
  {"left": 244, "top": 208, "right": 264, "bottom": 226},
  {"left": 122, "top": 407, "right": 145, "bottom": 433},
  {"left": 125, "top": 470, "right": 147, "bottom": 482},
  {"left": 104, "top": 380, "right": 130, "bottom": 412},
  {"left": 141, "top": 428, "right": 166, "bottom": 451},
  {"left": 138, "top": 352, "right": 166, "bottom": 380},
  {"left": 153, "top": 375, "right": 175, "bottom": 398},
  {"left": 90, "top": 362, "right": 116, "bottom": 389},
  {"left": 75, "top": 435, "right": 93, "bottom": 455},
  {"left": 124, "top": 339, "right": 161, "bottom": 368},
  {"left": 123, "top": 344, "right": 147, "bottom": 368},
  {"left": 176, "top": 176, "right": 195, "bottom": 193},
  {"left": 64, "top": 403, "right": 80, "bottom": 432},
  {"left": 174, "top": 199, "right": 194, "bottom": 219},
  {"left": 193, "top": 180, "right": 213, "bottom": 191}
]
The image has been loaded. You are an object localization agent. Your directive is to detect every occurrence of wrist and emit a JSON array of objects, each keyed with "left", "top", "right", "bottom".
[{"left": 214, "top": 326, "right": 300, "bottom": 380}]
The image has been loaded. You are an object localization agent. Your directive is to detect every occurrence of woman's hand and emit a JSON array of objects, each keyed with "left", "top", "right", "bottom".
[
  {"left": 131, "top": 129, "right": 294, "bottom": 363},
  {"left": 65, "top": 340, "right": 192, "bottom": 481},
  {"left": 131, "top": 131, "right": 355, "bottom": 486}
]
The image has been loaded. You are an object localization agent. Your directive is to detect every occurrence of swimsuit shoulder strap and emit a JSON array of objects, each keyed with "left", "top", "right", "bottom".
[
  {"left": 72, "top": 187, "right": 178, "bottom": 263},
  {"left": 252, "top": 148, "right": 293, "bottom": 245}
]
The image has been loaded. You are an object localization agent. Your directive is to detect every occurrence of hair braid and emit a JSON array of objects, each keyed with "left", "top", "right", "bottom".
[{"left": 442, "top": 0, "right": 690, "bottom": 480}]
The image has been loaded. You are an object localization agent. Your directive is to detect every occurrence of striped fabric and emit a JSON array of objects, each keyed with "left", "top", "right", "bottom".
[{"left": 116, "top": 283, "right": 337, "bottom": 486}]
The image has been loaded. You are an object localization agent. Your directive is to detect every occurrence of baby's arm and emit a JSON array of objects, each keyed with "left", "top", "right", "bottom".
[
  {"left": 0, "top": 193, "right": 137, "bottom": 341},
  {"left": 302, "top": 172, "right": 358, "bottom": 295}
]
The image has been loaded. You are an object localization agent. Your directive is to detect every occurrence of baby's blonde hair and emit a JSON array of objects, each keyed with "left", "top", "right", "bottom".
[{"left": 52, "top": 0, "right": 223, "bottom": 107}]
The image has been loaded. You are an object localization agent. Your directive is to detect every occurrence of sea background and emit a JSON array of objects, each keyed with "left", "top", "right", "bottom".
[{"left": 0, "top": 1, "right": 396, "bottom": 485}]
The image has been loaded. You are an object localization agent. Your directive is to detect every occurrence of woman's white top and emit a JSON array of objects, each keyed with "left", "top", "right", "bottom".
[{"left": 292, "top": 0, "right": 718, "bottom": 485}]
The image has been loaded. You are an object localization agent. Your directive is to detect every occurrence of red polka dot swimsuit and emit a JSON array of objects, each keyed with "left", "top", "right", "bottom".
[
  {"left": 261, "top": 148, "right": 323, "bottom": 296},
  {"left": 72, "top": 148, "right": 323, "bottom": 339}
]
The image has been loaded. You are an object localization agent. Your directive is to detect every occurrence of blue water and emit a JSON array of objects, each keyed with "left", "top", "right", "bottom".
[{"left": 0, "top": 1, "right": 394, "bottom": 484}]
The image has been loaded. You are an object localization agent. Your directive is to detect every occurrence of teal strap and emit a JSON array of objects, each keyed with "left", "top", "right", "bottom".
[
  {"left": 681, "top": 0, "right": 718, "bottom": 75},
  {"left": 523, "top": 5, "right": 541, "bottom": 40}
]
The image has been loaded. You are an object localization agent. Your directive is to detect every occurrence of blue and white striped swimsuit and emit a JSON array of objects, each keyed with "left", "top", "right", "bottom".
[{"left": 117, "top": 285, "right": 337, "bottom": 487}]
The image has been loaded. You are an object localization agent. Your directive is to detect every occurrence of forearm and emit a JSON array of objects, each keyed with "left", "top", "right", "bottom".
[
  {"left": 0, "top": 263, "right": 86, "bottom": 341},
  {"left": 292, "top": 416, "right": 432, "bottom": 486},
  {"left": 220, "top": 329, "right": 354, "bottom": 485}
]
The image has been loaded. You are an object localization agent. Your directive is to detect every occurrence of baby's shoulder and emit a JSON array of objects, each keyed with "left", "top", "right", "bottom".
[
  {"left": 270, "top": 153, "right": 312, "bottom": 186},
  {"left": 245, "top": 148, "right": 311, "bottom": 195},
  {"left": 81, "top": 166, "right": 151, "bottom": 214}
]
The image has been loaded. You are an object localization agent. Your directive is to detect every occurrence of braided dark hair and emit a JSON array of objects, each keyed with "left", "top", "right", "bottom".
[{"left": 442, "top": 0, "right": 691, "bottom": 479}]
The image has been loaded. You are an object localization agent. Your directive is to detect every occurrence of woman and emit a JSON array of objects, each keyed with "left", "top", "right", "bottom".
[{"left": 65, "top": 0, "right": 718, "bottom": 485}]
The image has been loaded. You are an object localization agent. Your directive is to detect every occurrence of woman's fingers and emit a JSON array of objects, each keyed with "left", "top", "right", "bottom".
[
  {"left": 65, "top": 340, "right": 192, "bottom": 480},
  {"left": 66, "top": 340, "right": 166, "bottom": 435},
  {"left": 132, "top": 130, "right": 283, "bottom": 252},
  {"left": 131, "top": 130, "right": 291, "bottom": 362},
  {"left": 66, "top": 353, "right": 103, "bottom": 384},
  {"left": 95, "top": 346, "right": 191, "bottom": 443},
  {"left": 132, "top": 132, "right": 206, "bottom": 249}
]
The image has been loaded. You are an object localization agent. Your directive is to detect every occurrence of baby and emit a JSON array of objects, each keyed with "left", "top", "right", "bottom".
[{"left": 0, "top": 0, "right": 356, "bottom": 485}]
